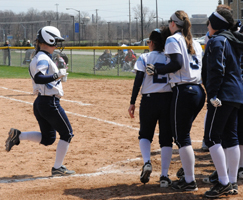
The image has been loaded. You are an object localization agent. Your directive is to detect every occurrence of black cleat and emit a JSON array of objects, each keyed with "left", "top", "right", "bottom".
[
  {"left": 5, "top": 128, "right": 21, "bottom": 152},
  {"left": 238, "top": 167, "right": 243, "bottom": 179},
  {"left": 204, "top": 181, "right": 232, "bottom": 198},
  {"left": 52, "top": 165, "right": 76, "bottom": 176},
  {"left": 202, "top": 170, "right": 218, "bottom": 184},
  {"left": 160, "top": 175, "right": 172, "bottom": 187},
  {"left": 140, "top": 161, "right": 152, "bottom": 184},
  {"left": 172, "top": 177, "right": 198, "bottom": 191},
  {"left": 176, "top": 167, "right": 185, "bottom": 179},
  {"left": 231, "top": 182, "right": 238, "bottom": 195}
]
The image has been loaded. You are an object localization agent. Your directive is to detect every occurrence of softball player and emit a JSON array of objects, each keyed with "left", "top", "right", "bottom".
[
  {"left": 146, "top": 10, "right": 205, "bottom": 191},
  {"left": 203, "top": 6, "right": 243, "bottom": 197},
  {"left": 128, "top": 28, "right": 173, "bottom": 187},
  {"left": 5, "top": 26, "right": 75, "bottom": 176}
]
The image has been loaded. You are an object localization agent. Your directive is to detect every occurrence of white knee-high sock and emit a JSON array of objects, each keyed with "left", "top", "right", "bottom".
[
  {"left": 239, "top": 145, "right": 243, "bottom": 168},
  {"left": 179, "top": 145, "right": 195, "bottom": 183},
  {"left": 223, "top": 148, "right": 228, "bottom": 171},
  {"left": 139, "top": 139, "right": 151, "bottom": 164},
  {"left": 53, "top": 140, "right": 69, "bottom": 169},
  {"left": 161, "top": 147, "right": 172, "bottom": 177},
  {"left": 19, "top": 131, "right": 42, "bottom": 143},
  {"left": 226, "top": 145, "right": 240, "bottom": 183},
  {"left": 209, "top": 144, "right": 229, "bottom": 185}
]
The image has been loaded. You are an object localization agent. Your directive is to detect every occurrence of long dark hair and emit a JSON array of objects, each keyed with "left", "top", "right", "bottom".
[
  {"left": 149, "top": 27, "right": 171, "bottom": 52},
  {"left": 174, "top": 10, "right": 195, "bottom": 55}
]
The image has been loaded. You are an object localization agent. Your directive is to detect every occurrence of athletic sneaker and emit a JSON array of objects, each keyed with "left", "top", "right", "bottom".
[
  {"left": 202, "top": 170, "right": 218, "bottom": 184},
  {"left": 238, "top": 167, "right": 243, "bottom": 179},
  {"left": 52, "top": 165, "right": 76, "bottom": 176},
  {"left": 171, "top": 177, "right": 198, "bottom": 191},
  {"left": 160, "top": 175, "right": 172, "bottom": 187},
  {"left": 5, "top": 128, "right": 21, "bottom": 152},
  {"left": 176, "top": 167, "right": 185, "bottom": 179},
  {"left": 140, "top": 161, "right": 152, "bottom": 184},
  {"left": 231, "top": 182, "right": 238, "bottom": 195},
  {"left": 204, "top": 181, "right": 232, "bottom": 198},
  {"left": 201, "top": 139, "right": 209, "bottom": 151}
]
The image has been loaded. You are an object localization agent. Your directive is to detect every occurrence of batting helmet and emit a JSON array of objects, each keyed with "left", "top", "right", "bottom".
[{"left": 36, "top": 26, "right": 64, "bottom": 46}]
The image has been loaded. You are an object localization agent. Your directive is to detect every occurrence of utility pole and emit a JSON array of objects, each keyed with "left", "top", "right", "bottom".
[
  {"left": 107, "top": 22, "right": 111, "bottom": 45},
  {"left": 96, "top": 9, "right": 98, "bottom": 46},
  {"left": 55, "top": 4, "right": 59, "bottom": 28},
  {"left": 155, "top": 0, "right": 158, "bottom": 28},
  {"left": 237, "top": 0, "right": 239, "bottom": 21},
  {"left": 141, "top": 0, "right": 144, "bottom": 45},
  {"left": 135, "top": 17, "right": 138, "bottom": 41},
  {"left": 129, "top": 0, "right": 131, "bottom": 45}
]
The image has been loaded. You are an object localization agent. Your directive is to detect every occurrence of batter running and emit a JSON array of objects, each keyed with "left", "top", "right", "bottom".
[{"left": 5, "top": 26, "right": 75, "bottom": 176}]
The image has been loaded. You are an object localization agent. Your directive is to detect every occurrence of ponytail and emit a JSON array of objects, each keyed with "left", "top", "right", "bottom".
[{"left": 175, "top": 11, "right": 195, "bottom": 55}]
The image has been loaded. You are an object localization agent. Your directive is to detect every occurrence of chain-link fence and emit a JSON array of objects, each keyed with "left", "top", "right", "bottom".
[{"left": 0, "top": 46, "right": 151, "bottom": 77}]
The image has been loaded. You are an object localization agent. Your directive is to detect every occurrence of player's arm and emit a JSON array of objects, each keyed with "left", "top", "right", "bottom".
[
  {"left": 128, "top": 71, "right": 144, "bottom": 118},
  {"left": 34, "top": 71, "right": 65, "bottom": 84},
  {"left": 206, "top": 39, "right": 225, "bottom": 100},
  {"left": 146, "top": 53, "right": 182, "bottom": 75}
]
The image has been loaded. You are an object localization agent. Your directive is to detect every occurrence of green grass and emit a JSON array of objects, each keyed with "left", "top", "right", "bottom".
[
  {"left": 0, "top": 65, "right": 135, "bottom": 80},
  {"left": 3, "top": 50, "right": 137, "bottom": 77}
]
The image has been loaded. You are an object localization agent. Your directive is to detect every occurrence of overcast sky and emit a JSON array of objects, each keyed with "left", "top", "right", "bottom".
[{"left": 0, "top": 0, "right": 220, "bottom": 22}]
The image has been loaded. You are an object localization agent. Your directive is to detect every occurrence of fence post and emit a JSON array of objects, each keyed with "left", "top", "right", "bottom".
[
  {"left": 20, "top": 49, "right": 22, "bottom": 66},
  {"left": 117, "top": 49, "right": 120, "bottom": 76},
  {"left": 70, "top": 49, "right": 73, "bottom": 72},
  {"left": 93, "top": 49, "right": 96, "bottom": 75},
  {"left": 8, "top": 47, "right": 11, "bottom": 66}
]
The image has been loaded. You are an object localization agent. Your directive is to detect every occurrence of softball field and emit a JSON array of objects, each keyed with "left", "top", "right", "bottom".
[{"left": 0, "top": 78, "right": 242, "bottom": 200}]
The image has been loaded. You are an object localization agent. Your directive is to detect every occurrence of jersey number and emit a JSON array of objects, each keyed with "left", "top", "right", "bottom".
[
  {"left": 153, "top": 63, "right": 168, "bottom": 83},
  {"left": 190, "top": 55, "right": 199, "bottom": 70}
]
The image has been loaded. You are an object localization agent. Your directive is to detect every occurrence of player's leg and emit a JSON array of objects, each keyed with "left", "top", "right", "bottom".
[
  {"left": 36, "top": 96, "right": 74, "bottom": 176},
  {"left": 138, "top": 94, "right": 159, "bottom": 184},
  {"left": 204, "top": 104, "right": 235, "bottom": 197},
  {"left": 158, "top": 92, "right": 173, "bottom": 187},
  {"left": 5, "top": 97, "right": 42, "bottom": 152},
  {"left": 237, "top": 105, "right": 243, "bottom": 179},
  {"left": 171, "top": 85, "right": 204, "bottom": 191}
]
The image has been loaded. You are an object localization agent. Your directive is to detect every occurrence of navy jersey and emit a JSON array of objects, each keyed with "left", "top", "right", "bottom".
[{"left": 205, "top": 30, "right": 243, "bottom": 104}]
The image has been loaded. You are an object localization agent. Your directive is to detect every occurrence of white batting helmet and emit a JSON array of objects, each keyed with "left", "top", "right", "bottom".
[{"left": 36, "top": 26, "right": 64, "bottom": 46}]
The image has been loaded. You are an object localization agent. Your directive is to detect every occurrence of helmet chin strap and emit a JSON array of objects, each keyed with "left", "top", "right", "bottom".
[{"left": 56, "top": 42, "right": 64, "bottom": 52}]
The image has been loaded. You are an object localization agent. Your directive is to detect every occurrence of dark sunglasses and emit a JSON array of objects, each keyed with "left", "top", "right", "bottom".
[{"left": 168, "top": 18, "right": 177, "bottom": 24}]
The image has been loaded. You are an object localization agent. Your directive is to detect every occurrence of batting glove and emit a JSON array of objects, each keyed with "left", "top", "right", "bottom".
[
  {"left": 210, "top": 96, "right": 222, "bottom": 107},
  {"left": 146, "top": 64, "right": 156, "bottom": 76},
  {"left": 53, "top": 69, "right": 68, "bottom": 80}
]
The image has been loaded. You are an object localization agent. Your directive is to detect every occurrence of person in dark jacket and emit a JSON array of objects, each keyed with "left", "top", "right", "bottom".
[
  {"left": 203, "top": 6, "right": 243, "bottom": 198},
  {"left": 3, "top": 40, "right": 11, "bottom": 65}
]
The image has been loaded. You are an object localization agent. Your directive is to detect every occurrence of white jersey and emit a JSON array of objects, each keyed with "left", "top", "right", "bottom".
[
  {"left": 134, "top": 51, "right": 172, "bottom": 94},
  {"left": 29, "top": 51, "right": 64, "bottom": 98},
  {"left": 164, "top": 32, "right": 203, "bottom": 85}
]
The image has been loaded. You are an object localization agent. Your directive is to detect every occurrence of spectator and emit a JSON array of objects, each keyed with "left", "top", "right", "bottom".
[
  {"left": 3, "top": 40, "right": 11, "bottom": 65},
  {"left": 124, "top": 50, "right": 136, "bottom": 66},
  {"left": 26, "top": 40, "right": 32, "bottom": 47}
]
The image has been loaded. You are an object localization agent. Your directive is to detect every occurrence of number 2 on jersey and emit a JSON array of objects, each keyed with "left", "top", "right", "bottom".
[{"left": 153, "top": 63, "right": 168, "bottom": 83}]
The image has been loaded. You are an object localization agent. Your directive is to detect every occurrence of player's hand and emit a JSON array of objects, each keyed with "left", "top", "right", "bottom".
[
  {"left": 210, "top": 96, "right": 222, "bottom": 107},
  {"left": 128, "top": 104, "right": 135, "bottom": 118},
  {"left": 146, "top": 64, "right": 155, "bottom": 76},
  {"left": 53, "top": 69, "right": 68, "bottom": 80}
]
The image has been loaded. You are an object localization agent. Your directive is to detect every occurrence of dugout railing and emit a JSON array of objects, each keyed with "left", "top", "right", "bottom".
[{"left": 0, "top": 45, "right": 205, "bottom": 77}]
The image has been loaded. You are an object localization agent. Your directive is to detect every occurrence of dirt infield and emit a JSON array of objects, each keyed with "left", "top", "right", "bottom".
[{"left": 0, "top": 78, "right": 242, "bottom": 200}]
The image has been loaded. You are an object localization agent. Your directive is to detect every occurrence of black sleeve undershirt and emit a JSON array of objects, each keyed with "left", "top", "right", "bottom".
[
  {"left": 155, "top": 53, "right": 183, "bottom": 75},
  {"left": 34, "top": 71, "right": 56, "bottom": 84},
  {"left": 130, "top": 71, "right": 144, "bottom": 104}
]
